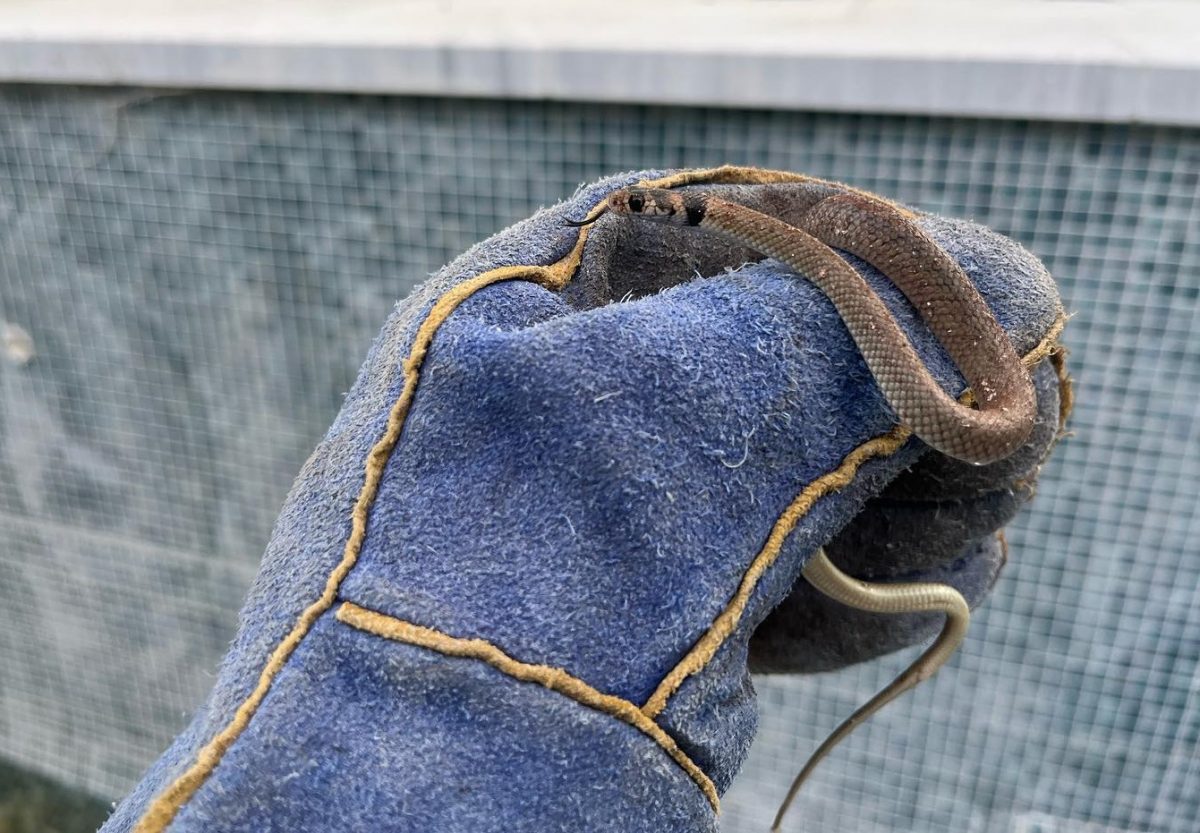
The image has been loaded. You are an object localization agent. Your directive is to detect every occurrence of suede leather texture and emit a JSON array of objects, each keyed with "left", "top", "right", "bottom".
[{"left": 99, "top": 169, "right": 1065, "bottom": 833}]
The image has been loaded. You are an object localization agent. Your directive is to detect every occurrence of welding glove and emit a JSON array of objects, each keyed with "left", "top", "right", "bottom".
[{"left": 100, "top": 167, "right": 1067, "bottom": 833}]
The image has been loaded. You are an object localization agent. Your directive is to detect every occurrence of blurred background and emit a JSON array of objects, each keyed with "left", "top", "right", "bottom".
[{"left": 1, "top": 2, "right": 1197, "bottom": 832}]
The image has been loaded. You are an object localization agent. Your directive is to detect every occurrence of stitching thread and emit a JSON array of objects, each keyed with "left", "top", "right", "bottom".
[
  {"left": 131, "top": 221, "right": 600, "bottom": 833},
  {"left": 640, "top": 427, "right": 911, "bottom": 717},
  {"left": 132, "top": 165, "right": 852, "bottom": 831},
  {"left": 641, "top": 316, "right": 1069, "bottom": 718},
  {"left": 641, "top": 164, "right": 918, "bottom": 217},
  {"left": 335, "top": 601, "right": 721, "bottom": 811},
  {"left": 1049, "top": 342, "right": 1074, "bottom": 431}
]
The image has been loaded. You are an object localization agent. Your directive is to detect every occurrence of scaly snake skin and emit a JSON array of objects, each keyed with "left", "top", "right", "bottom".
[
  {"left": 588, "top": 187, "right": 1038, "bottom": 463},
  {"left": 772, "top": 548, "right": 970, "bottom": 831},
  {"left": 570, "top": 185, "right": 1038, "bottom": 829}
]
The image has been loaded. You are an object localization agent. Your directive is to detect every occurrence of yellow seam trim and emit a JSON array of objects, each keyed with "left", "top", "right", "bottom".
[
  {"left": 335, "top": 602, "right": 721, "bottom": 813},
  {"left": 639, "top": 164, "right": 919, "bottom": 217},
  {"left": 1049, "top": 341, "right": 1074, "bottom": 432},
  {"left": 640, "top": 426, "right": 912, "bottom": 718},
  {"left": 129, "top": 168, "right": 816, "bottom": 831},
  {"left": 640, "top": 314, "right": 1069, "bottom": 719},
  {"left": 131, "top": 211, "right": 600, "bottom": 833}
]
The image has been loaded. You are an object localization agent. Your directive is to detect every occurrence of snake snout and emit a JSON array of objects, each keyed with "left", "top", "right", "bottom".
[
  {"left": 567, "top": 188, "right": 699, "bottom": 228},
  {"left": 615, "top": 188, "right": 701, "bottom": 224},
  {"left": 608, "top": 188, "right": 650, "bottom": 215}
]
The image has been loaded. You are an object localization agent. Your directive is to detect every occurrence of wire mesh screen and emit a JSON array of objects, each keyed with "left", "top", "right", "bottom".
[{"left": 0, "top": 86, "right": 1196, "bottom": 833}]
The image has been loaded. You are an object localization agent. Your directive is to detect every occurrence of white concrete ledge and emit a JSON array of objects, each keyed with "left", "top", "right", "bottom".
[{"left": 2, "top": 0, "right": 1198, "bottom": 125}]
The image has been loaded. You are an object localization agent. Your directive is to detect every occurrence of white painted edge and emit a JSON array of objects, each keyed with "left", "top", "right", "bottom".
[{"left": 2, "top": 1, "right": 1198, "bottom": 126}]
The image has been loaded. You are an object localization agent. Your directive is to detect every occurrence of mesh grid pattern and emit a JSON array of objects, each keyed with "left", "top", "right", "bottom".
[{"left": 0, "top": 86, "right": 1196, "bottom": 833}]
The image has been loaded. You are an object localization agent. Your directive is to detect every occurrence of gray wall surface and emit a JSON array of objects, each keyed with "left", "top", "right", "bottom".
[
  {"left": 0, "top": 86, "right": 1196, "bottom": 833},
  {"left": 5, "top": 1, "right": 1199, "bottom": 125}
]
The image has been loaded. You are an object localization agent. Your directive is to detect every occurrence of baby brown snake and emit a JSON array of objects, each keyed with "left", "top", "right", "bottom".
[{"left": 570, "top": 185, "right": 1036, "bottom": 829}]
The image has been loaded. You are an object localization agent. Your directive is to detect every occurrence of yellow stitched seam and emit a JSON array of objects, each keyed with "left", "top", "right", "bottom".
[
  {"left": 129, "top": 169, "right": 791, "bottom": 830},
  {"left": 131, "top": 210, "right": 600, "bottom": 833},
  {"left": 335, "top": 602, "right": 721, "bottom": 812},
  {"left": 640, "top": 426, "right": 912, "bottom": 718},
  {"left": 640, "top": 164, "right": 919, "bottom": 217},
  {"left": 1049, "top": 341, "right": 1074, "bottom": 432},
  {"left": 641, "top": 316, "right": 1069, "bottom": 719}
]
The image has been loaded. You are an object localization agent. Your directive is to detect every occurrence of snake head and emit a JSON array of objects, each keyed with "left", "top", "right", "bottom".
[
  {"left": 609, "top": 188, "right": 706, "bottom": 226},
  {"left": 564, "top": 188, "right": 705, "bottom": 227}
]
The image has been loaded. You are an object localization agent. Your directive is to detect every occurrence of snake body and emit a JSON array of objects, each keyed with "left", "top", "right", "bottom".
[
  {"left": 593, "top": 187, "right": 1037, "bottom": 464},
  {"left": 570, "top": 185, "right": 1038, "bottom": 829}
]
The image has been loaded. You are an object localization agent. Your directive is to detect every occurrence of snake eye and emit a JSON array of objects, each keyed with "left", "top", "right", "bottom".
[{"left": 628, "top": 193, "right": 645, "bottom": 213}]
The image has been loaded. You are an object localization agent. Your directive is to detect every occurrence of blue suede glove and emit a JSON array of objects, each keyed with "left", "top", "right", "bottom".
[{"left": 100, "top": 167, "right": 1067, "bottom": 833}]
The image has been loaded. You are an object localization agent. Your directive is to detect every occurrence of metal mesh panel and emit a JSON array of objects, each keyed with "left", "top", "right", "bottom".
[{"left": 0, "top": 86, "right": 1196, "bottom": 833}]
